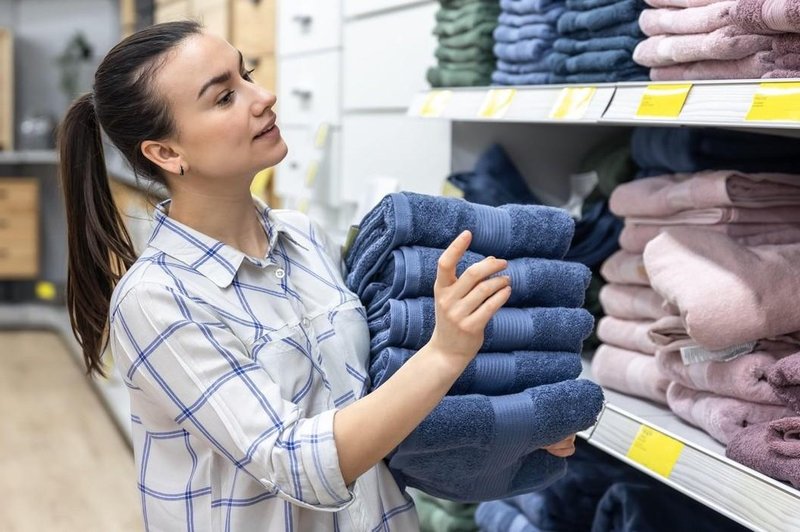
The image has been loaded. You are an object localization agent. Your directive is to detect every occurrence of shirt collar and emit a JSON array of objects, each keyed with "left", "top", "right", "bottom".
[{"left": 147, "top": 197, "right": 295, "bottom": 288}]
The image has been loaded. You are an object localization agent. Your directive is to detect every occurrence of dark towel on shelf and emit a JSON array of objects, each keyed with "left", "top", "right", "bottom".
[
  {"left": 496, "top": 56, "right": 556, "bottom": 73},
  {"left": 436, "top": 44, "right": 495, "bottom": 63},
  {"left": 494, "top": 38, "right": 556, "bottom": 62},
  {"left": 434, "top": 14, "right": 500, "bottom": 38},
  {"left": 494, "top": 23, "right": 559, "bottom": 42},
  {"left": 501, "top": 0, "right": 564, "bottom": 15},
  {"left": 368, "top": 297, "right": 595, "bottom": 354},
  {"left": 499, "top": 6, "right": 565, "bottom": 26},
  {"left": 439, "top": 20, "right": 497, "bottom": 49},
  {"left": 492, "top": 70, "right": 554, "bottom": 84},
  {"left": 565, "top": 201, "right": 623, "bottom": 269},
  {"left": 427, "top": 65, "right": 493, "bottom": 88},
  {"left": 557, "top": 0, "right": 645, "bottom": 35},
  {"left": 566, "top": 0, "right": 634, "bottom": 10},
  {"left": 553, "top": 35, "right": 641, "bottom": 54},
  {"left": 437, "top": 1, "right": 501, "bottom": 23},
  {"left": 563, "top": 19, "right": 643, "bottom": 39},
  {"left": 344, "top": 192, "right": 575, "bottom": 295},
  {"left": 552, "top": 49, "right": 639, "bottom": 75},
  {"left": 551, "top": 66, "right": 649, "bottom": 82},
  {"left": 726, "top": 417, "right": 800, "bottom": 490},
  {"left": 475, "top": 500, "right": 537, "bottom": 532},
  {"left": 369, "top": 347, "right": 583, "bottom": 394}
]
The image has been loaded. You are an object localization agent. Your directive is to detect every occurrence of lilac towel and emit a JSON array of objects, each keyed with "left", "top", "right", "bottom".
[
  {"left": 626, "top": 205, "right": 800, "bottom": 226},
  {"left": 774, "top": 33, "right": 800, "bottom": 53},
  {"left": 656, "top": 344, "right": 796, "bottom": 404},
  {"left": 598, "top": 316, "right": 659, "bottom": 354},
  {"left": 764, "top": 68, "right": 800, "bottom": 77},
  {"left": 644, "top": 228, "right": 800, "bottom": 350},
  {"left": 633, "top": 25, "right": 774, "bottom": 67},
  {"left": 592, "top": 344, "right": 670, "bottom": 404},
  {"left": 726, "top": 418, "right": 800, "bottom": 489},
  {"left": 651, "top": 50, "right": 777, "bottom": 79},
  {"left": 599, "top": 284, "right": 676, "bottom": 321},
  {"left": 647, "top": 314, "right": 800, "bottom": 352},
  {"left": 644, "top": 0, "right": 727, "bottom": 7},
  {"left": 639, "top": 2, "right": 734, "bottom": 37},
  {"left": 731, "top": 0, "right": 800, "bottom": 34},
  {"left": 666, "top": 382, "right": 794, "bottom": 444},
  {"left": 600, "top": 251, "right": 650, "bottom": 286},
  {"left": 609, "top": 170, "right": 800, "bottom": 218},
  {"left": 766, "top": 352, "right": 800, "bottom": 414},
  {"left": 619, "top": 222, "right": 800, "bottom": 254}
]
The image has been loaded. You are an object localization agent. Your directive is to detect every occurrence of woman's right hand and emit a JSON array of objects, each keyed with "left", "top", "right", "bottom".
[{"left": 428, "top": 230, "right": 512, "bottom": 367}]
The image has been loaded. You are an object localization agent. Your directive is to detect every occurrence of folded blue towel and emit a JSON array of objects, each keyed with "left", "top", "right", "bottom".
[
  {"left": 566, "top": 0, "right": 633, "bottom": 10},
  {"left": 492, "top": 70, "right": 554, "bottom": 85},
  {"left": 345, "top": 192, "right": 575, "bottom": 296},
  {"left": 476, "top": 500, "right": 539, "bottom": 532},
  {"left": 500, "top": 0, "right": 563, "bottom": 15},
  {"left": 560, "top": 19, "right": 642, "bottom": 39},
  {"left": 369, "top": 347, "right": 583, "bottom": 395},
  {"left": 551, "top": 66, "right": 648, "bottom": 83},
  {"left": 552, "top": 49, "right": 635, "bottom": 75},
  {"left": 390, "top": 379, "right": 604, "bottom": 501},
  {"left": 497, "top": 56, "right": 556, "bottom": 73},
  {"left": 565, "top": 201, "right": 622, "bottom": 269},
  {"left": 553, "top": 35, "right": 640, "bottom": 54},
  {"left": 361, "top": 246, "right": 590, "bottom": 317},
  {"left": 368, "top": 298, "right": 594, "bottom": 354},
  {"left": 494, "top": 23, "right": 559, "bottom": 43},
  {"left": 557, "top": 0, "right": 644, "bottom": 35},
  {"left": 499, "top": 6, "right": 565, "bottom": 27},
  {"left": 494, "top": 38, "right": 555, "bottom": 62}
]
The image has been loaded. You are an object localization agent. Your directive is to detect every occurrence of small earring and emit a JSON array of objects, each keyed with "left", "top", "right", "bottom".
[{"left": 179, "top": 165, "right": 184, "bottom": 176}]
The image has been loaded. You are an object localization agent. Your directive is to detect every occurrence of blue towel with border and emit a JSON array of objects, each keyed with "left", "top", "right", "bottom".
[
  {"left": 494, "top": 38, "right": 556, "bottom": 62},
  {"left": 551, "top": 67, "right": 648, "bottom": 83},
  {"left": 566, "top": 0, "right": 632, "bottom": 10},
  {"left": 494, "top": 23, "right": 559, "bottom": 42},
  {"left": 500, "top": 0, "right": 563, "bottom": 14},
  {"left": 492, "top": 70, "right": 554, "bottom": 85},
  {"left": 499, "top": 6, "right": 565, "bottom": 26},
  {"left": 496, "top": 56, "right": 556, "bottom": 74},
  {"left": 560, "top": 19, "right": 642, "bottom": 39},
  {"left": 551, "top": 49, "right": 636, "bottom": 75},
  {"left": 553, "top": 35, "right": 640, "bottom": 54},
  {"left": 557, "top": 0, "right": 644, "bottom": 35}
]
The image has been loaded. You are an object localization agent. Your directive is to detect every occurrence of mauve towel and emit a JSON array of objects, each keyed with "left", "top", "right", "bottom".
[
  {"left": 633, "top": 25, "right": 774, "bottom": 68},
  {"left": 625, "top": 206, "right": 800, "bottom": 226},
  {"left": 592, "top": 344, "right": 670, "bottom": 403},
  {"left": 499, "top": 7, "right": 566, "bottom": 27},
  {"left": 667, "top": 382, "right": 794, "bottom": 444},
  {"left": 644, "top": 0, "right": 729, "bottom": 7},
  {"left": 600, "top": 250, "right": 650, "bottom": 285},
  {"left": 726, "top": 418, "right": 800, "bottom": 489},
  {"left": 369, "top": 347, "right": 583, "bottom": 395},
  {"left": 656, "top": 345, "right": 795, "bottom": 404},
  {"left": 644, "top": 228, "right": 800, "bottom": 349},
  {"left": 558, "top": 0, "right": 645, "bottom": 35},
  {"left": 619, "top": 222, "right": 800, "bottom": 254},
  {"left": 765, "top": 352, "right": 800, "bottom": 414},
  {"left": 763, "top": 68, "right": 800, "bottom": 77},
  {"left": 597, "top": 316, "right": 659, "bottom": 354},
  {"left": 609, "top": 170, "right": 800, "bottom": 218},
  {"left": 731, "top": 0, "right": 800, "bottom": 34},
  {"left": 599, "top": 283, "right": 675, "bottom": 320},
  {"left": 776, "top": 52, "right": 800, "bottom": 68},
  {"left": 344, "top": 192, "right": 574, "bottom": 295},
  {"left": 651, "top": 50, "right": 776, "bottom": 79},
  {"left": 475, "top": 500, "right": 538, "bottom": 532},
  {"left": 639, "top": 2, "right": 734, "bottom": 36},
  {"left": 774, "top": 33, "right": 800, "bottom": 53}
]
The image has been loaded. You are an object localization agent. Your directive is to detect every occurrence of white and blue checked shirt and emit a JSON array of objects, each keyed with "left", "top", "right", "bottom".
[{"left": 109, "top": 198, "right": 419, "bottom": 531}]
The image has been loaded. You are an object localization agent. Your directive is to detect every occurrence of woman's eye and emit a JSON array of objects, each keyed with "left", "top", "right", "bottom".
[
  {"left": 217, "top": 90, "right": 235, "bottom": 106},
  {"left": 243, "top": 68, "right": 255, "bottom": 82}
]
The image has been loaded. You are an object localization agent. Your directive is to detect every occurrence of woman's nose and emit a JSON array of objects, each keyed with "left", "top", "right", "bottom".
[{"left": 251, "top": 84, "right": 277, "bottom": 114}]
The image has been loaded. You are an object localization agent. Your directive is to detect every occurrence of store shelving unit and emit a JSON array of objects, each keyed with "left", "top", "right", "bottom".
[{"left": 0, "top": 150, "right": 59, "bottom": 165}]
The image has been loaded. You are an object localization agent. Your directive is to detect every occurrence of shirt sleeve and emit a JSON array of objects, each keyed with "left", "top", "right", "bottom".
[{"left": 110, "top": 282, "right": 354, "bottom": 511}]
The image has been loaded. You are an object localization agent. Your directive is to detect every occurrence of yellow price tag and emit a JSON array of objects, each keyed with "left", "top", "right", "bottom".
[
  {"left": 478, "top": 88, "right": 516, "bottom": 119},
  {"left": 746, "top": 82, "right": 800, "bottom": 122},
  {"left": 420, "top": 90, "right": 452, "bottom": 118},
  {"left": 636, "top": 84, "right": 692, "bottom": 119},
  {"left": 626, "top": 425, "right": 684, "bottom": 478},
  {"left": 297, "top": 197, "right": 310, "bottom": 214},
  {"left": 549, "top": 87, "right": 596, "bottom": 120},
  {"left": 314, "top": 122, "right": 330, "bottom": 148},
  {"left": 305, "top": 160, "right": 319, "bottom": 188},
  {"left": 441, "top": 180, "right": 465, "bottom": 198},
  {"left": 35, "top": 281, "right": 57, "bottom": 301}
]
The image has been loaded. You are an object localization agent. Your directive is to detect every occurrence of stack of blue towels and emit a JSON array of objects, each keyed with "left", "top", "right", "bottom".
[
  {"left": 492, "top": 0, "right": 567, "bottom": 85},
  {"left": 551, "top": 0, "right": 649, "bottom": 82},
  {"left": 345, "top": 192, "right": 605, "bottom": 501}
]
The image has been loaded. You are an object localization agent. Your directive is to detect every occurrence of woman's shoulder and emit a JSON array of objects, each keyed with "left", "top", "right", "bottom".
[{"left": 109, "top": 250, "right": 184, "bottom": 318}]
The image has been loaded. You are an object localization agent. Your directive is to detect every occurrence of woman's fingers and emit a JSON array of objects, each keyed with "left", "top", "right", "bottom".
[
  {"left": 448, "top": 257, "right": 509, "bottom": 301},
  {"left": 435, "top": 231, "right": 472, "bottom": 290},
  {"left": 454, "top": 275, "right": 511, "bottom": 316},
  {"left": 461, "top": 285, "right": 512, "bottom": 332},
  {"left": 542, "top": 435, "right": 577, "bottom": 458}
]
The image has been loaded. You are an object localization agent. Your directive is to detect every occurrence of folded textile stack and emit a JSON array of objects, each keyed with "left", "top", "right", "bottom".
[
  {"left": 428, "top": 0, "right": 500, "bottom": 87},
  {"left": 345, "top": 191, "right": 604, "bottom": 501},
  {"left": 407, "top": 489, "right": 478, "bottom": 532},
  {"left": 492, "top": 0, "right": 566, "bottom": 84},
  {"left": 552, "top": 0, "right": 649, "bottom": 82},
  {"left": 731, "top": 0, "right": 800, "bottom": 78}
]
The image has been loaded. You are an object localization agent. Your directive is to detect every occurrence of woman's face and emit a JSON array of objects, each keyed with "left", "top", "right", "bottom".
[{"left": 152, "top": 31, "right": 287, "bottom": 186}]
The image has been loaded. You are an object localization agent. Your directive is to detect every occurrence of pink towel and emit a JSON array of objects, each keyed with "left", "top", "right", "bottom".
[
  {"left": 639, "top": 3, "right": 735, "bottom": 37},
  {"left": 727, "top": 418, "right": 800, "bottom": 488},
  {"left": 645, "top": 0, "right": 729, "bottom": 8},
  {"left": 593, "top": 344, "right": 670, "bottom": 404},
  {"left": 774, "top": 33, "right": 800, "bottom": 53},
  {"left": 644, "top": 228, "right": 800, "bottom": 349},
  {"left": 620, "top": 222, "right": 800, "bottom": 254},
  {"left": 656, "top": 344, "right": 796, "bottom": 404},
  {"left": 600, "top": 250, "right": 650, "bottom": 286},
  {"left": 731, "top": 0, "right": 800, "bottom": 34},
  {"left": 666, "top": 382, "right": 794, "bottom": 444},
  {"left": 598, "top": 316, "right": 660, "bottom": 354},
  {"left": 776, "top": 52, "right": 800, "bottom": 69},
  {"left": 647, "top": 315, "right": 695, "bottom": 349},
  {"left": 609, "top": 170, "right": 800, "bottom": 218},
  {"left": 599, "top": 284, "right": 677, "bottom": 321},
  {"left": 626, "top": 206, "right": 800, "bottom": 226},
  {"left": 763, "top": 68, "right": 800, "bottom": 77},
  {"left": 767, "top": 353, "right": 800, "bottom": 414},
  {"left": 651, "top": 50, "right": 777, "bottom": 79},
  {"left": 633, "top": 25, "right": 774, "bottom": 68}
]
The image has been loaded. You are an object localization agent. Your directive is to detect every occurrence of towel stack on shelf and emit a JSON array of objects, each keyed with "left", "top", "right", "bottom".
[
  {"left": 551, "top": 0, "right": 649, "bottom": 82},
  {"left": 428, "top": 0, "right": 500, "bottom": 87},
  {"left": 731, "top": 0, "right": 800, "bottom": 78},
  {"left": 344, "top": 191, "right": 604, "bottom": 501},
  {"left": 491, "top": 0, "right": 566, "bottom": 85}
]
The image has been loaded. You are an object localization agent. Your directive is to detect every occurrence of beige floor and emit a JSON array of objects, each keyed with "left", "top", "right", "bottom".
[{"left": 0, "top": 331, "right": 142, "bottom": 531}]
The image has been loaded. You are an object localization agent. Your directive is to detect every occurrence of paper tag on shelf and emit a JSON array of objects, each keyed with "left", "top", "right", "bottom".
[
  {"left": 441, "top": 180, "right": 465, "bottom": 198},
  {"left": 419, "top": 90, "right": 452, "bottom": 118},
  {"left": 549, "top": 87, "right": 596, "bottom": 120},
  {"left": 627, "top": 425, "right": 684, "bottom": 478},
  {"left": 635, "top": 84, "right": 692, "bottom": 119},
  {"left": 478, "top": 88, "right": 516, "bottom": 119},
  {"left": 746, "top": 82, "right": 800, "bottom": 122},
  {"left": 680, "top": 341, "right": 757, "bottom": 365},
  {"left": 314, "top": 122, "right": 330, "bottom": 148},
  {"left": 305, "top": 160, "right": 320, "bottom": 187}
]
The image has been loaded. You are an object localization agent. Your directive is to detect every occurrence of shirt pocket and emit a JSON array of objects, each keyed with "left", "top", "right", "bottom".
[{"left": 322, "top": 304, "right": 372, "bottom": 401}]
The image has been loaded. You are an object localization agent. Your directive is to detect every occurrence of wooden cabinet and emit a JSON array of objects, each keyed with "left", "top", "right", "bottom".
[
  {"left": 193, "top": 0, "right": 230, "bottom": 39},
  {"left": 153, "top": 0, "right": 191, "bottom": 24},
  {"left": 0, "top": 29, "right": 13, "bottom": 151},
  {"left": 0, "top": 179, "right": 39, "bottom": 279},
  {"left": 232, "top": 0, "right": 275, "bottom": 56}
]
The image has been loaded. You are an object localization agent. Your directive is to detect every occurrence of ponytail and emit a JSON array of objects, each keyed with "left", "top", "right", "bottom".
[{"left": 59, "top": 92, "right": 137, "bottom": 377}]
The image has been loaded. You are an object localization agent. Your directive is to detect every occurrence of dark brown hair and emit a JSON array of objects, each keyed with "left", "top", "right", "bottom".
[{"left": 58, "top": 21, "right": 202, "bottom": 376}]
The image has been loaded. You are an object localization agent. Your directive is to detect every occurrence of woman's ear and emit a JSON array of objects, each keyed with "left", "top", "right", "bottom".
[{"left": 141, "top": 140, "right": 183, "bottom": 176}]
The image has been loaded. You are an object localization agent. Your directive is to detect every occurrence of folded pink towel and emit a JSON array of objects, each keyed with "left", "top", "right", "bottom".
[
  {"left": 627, "top": 206, "right": 800, "bottom": 226},
  {"left": 600, "top": 251, "right": 650, "bottom": 286},
  {"left": 767, "top": 353, "right": 800, "bottom": 414},
  {"left": 593, "top": 344, "right": 670, "bottom": 404},
  {"left": 648, "top": 314, "right": 800, "bottom": 352},
  {"left": 609, "top": 170, "right": 800, "bottom": 218},
  {"left": 727, "top": 418, "right": 800, "bottom": 488},
  {"left": 620, "top": 222, "right": 800, "bottom": 254},
  {"left": 731, "top": 0, "right": 800, "bottom": 34},
  {"left": 645, "top": 228, "right": 800, "bottom": 349},
  {"left": 651, "top": 50, "right": 777, "bottom": 79},
  {"left": 598, "top": 317, "right": 660, "bottom": 354},
  {"left": 667, "top": 382, "right": 794, "bottom": 444},
  {"left": 645, "top": 0, "right": 729, "bottom": 8},
  {"left": 776, "top": 52, "right": 800, "bottom": 69},
  {"left": 774, "top": 33, "right": 800, "bottom": 53},
  {"left": 599, "top": 284, "right": 676, "bottom": 321},
  {"left": 639, "top": 3, "right": 735, "bottom": 37},
  {"left": 763, "top": 68, "right": 800, "bottom": 77},
  {"left": 657, "top": 344, "right": 796, "bottom": 404}
]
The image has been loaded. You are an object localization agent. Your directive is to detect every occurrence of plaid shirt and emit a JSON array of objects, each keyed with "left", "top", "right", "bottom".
[{"left": 109, "top": 199, "right": 418, "bottom": 531}]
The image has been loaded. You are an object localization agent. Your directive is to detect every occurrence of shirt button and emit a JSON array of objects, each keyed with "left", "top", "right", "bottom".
[
  {"left": 275, "top": 268, "right": 285, "bottom": 279},
  {"left": 302, "top": 317, "right": 311, "bottom": 328}
]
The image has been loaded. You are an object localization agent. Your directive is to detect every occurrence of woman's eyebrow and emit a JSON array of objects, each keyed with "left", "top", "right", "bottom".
[{"left": 196, "top": 51, "right": 245, "bottom": 100}]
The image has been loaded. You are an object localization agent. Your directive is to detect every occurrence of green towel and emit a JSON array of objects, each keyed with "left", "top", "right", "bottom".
[
  {"left": 438, "top": 20, "right": 496, "bottom": 49},
  {"left": 410, "top": 489, "right": 478, "bottom": 532},
  {"left": 436, "top": 2, "right": 500, "bottom": 24},
  {"left": 436, "top": 44, "right": 495, "bottom": 63},
  {"left": 427, "top": 65, "right": 492, "bottom": 87},
  {"left": 434, "top": 12, "right": 499, "bottom": 37},
  {"left": 439, "top": 0, "right": 499, "bottom": 10},
  {"left": 438, "top": 58, "right": 496, "bottom": 72}
]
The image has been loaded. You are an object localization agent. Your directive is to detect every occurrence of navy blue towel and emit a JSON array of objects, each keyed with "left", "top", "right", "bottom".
[
  {"left": 344, "top": 192, "right": 575, "bottom": 296},
  {"left": 496, "top": 56, "right": 556, "bottom": 74},
  {"left": 566, "top": 0, "right": 633, "bottom": 10},
  {"left": 368, "top": 298, "right": 594, "bottom": 354},
  {"left": 492, "top": 70, "right": 554, "bottom": 85},
  {"left": 476, "top": 500, "right": 539, "bottom": 532},
  {"left": 551, "top": 49, "right": 637, "bottom": 75},
  {"left": 494, "top": 23, "right": 558, "bottom": 43},
  {"left": 361, "top": 246, "right": 591, "bottom": 318},
  {"left": 565, "top": 201, "right": 623, "bottom": 269},
  {"left": 499, "top": 6, "right": 565, "bottom": 27},
  {"left": 494, "top": 38, "right": 556, "bottom": 62},
  {"left": 562, "top": 19, "right": 642, "bottom": 39},
  {"left": 553, "top": 35, "right": 640, "bottom": 54},
  {"left": 369, "top": 347, "right": 583, "bottom": 394},
  {"left": 551, "top": 66, "right": 648, "bottom": 83},
  {"left": 557, "top": 0, "right": 644, "bottom": 35},
  {"left": 501, "top": 0, "right": 564, "bottom": 15}
]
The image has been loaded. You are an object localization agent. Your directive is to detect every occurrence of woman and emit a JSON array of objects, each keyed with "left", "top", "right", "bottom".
[{"left": 59, "top": 21, "right": 576, "bottom": 531}]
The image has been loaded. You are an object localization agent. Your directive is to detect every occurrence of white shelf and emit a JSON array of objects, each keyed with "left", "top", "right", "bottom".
[{"left": 0, "top": 150, "right": 58, "bottom": 164}]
